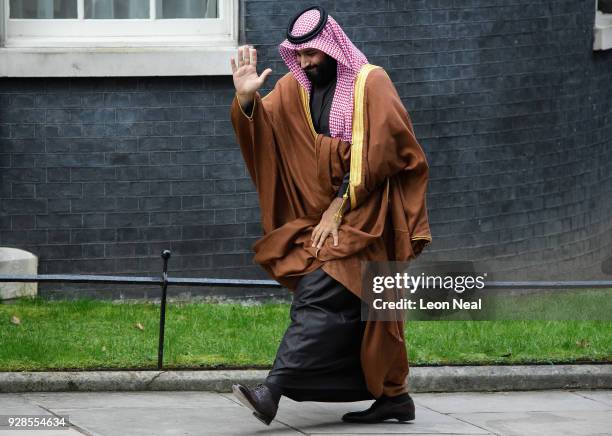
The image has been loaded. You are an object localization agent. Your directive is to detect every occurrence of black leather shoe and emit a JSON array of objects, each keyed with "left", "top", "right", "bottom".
[
  {"left": 341, "top": 394, "right": 415, "bottom": 423},
  {"left": 232, "top": 383, "right": 278, "bottom": 425}
]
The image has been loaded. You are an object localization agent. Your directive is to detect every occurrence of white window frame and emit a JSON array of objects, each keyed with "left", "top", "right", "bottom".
[
  {"left": 594, "top": 2, "right": 612, "bottom": 50},
  {"left": 0, "top": 0, "right": 238, "bottom": 77}
]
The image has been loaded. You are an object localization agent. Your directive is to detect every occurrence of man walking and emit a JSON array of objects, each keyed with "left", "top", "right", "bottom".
[{"left": 229, "top": 5, "right": 431, "bottom": 425}]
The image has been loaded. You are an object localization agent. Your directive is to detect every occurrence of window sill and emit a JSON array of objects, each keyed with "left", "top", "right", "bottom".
[
  {"left": 594, "top": 11, "right": 612, "bottom": 50},
  {"left": 0, "top": 45, "right": 237, "bottom": 77}
]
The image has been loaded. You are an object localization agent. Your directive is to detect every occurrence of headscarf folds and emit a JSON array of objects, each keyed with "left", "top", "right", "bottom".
[{"left": 279, "top": 8, "right": 369, "bottom": 143}]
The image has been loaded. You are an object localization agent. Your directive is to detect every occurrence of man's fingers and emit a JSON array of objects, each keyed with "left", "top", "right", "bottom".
[
  {"left": 252, "top": 48, "right": 257, "bottom": 67},
  {"left": 244, "top": 45, "right": 251, "bottom": 65},
  {"left": 311, "top": 225, "right": 320, "bottom": 242},
  {"left": 332, "top": 230, "right": 339, "bottom": 247},
  {"left": 311, "top": 227, "right": 318, "bottom": 245},
  {"left": 313, "top": 229, "right": 325, "bottom": 248},
  {"left": 230, "top": 57, "right": 237, "bottom": 73},
  {"left": 237, "top": 47, "right": 244, "bottom": 66},
  {"left": 316, "top": 231, "right": 329, "bottom": 249},
  {"left": 260, "top": 68, "right": 273, "bottom": 83},
  {"left": 312, "top": 230, "right": 320, "bottom": 247}
]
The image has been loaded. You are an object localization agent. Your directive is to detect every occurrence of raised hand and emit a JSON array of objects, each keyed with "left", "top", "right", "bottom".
[{"left": 230, "top": 45, "right": 273, "bottom": 99}]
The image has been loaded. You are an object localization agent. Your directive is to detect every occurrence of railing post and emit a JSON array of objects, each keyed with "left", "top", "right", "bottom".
[{"left": 157, "top": 250, "right": 171, "bottom": 370}]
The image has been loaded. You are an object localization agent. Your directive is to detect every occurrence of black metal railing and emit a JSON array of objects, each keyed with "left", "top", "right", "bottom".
[{"left": 1, "top": 249, "right": 611, "bottom": 369}]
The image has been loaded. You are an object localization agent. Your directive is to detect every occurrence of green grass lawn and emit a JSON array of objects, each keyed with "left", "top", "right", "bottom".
[{"left": 0, "top": 297, "right": 610, "bottom": 371}]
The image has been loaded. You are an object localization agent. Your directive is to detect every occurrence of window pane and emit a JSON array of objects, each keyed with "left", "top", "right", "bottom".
[
  {"left": 84, "top": 0, "right": 149, "bottom": 19},
  {"left": 10, "top": 0, "right": 77, "bottom": 18},
  {"left": 156, "top": 0, "right": 218, "bottom": 18}
]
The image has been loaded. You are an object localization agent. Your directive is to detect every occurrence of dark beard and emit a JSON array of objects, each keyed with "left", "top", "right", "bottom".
[{"left": 304, "top": 55, "right": 337, "bottom": 87}]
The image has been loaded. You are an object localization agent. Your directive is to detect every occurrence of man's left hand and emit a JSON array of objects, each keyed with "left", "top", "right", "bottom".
[{"left": 311, "top": 197, "right": 345, "bottom": 249}]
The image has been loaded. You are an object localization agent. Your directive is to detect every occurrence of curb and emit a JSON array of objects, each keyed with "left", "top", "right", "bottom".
[{"left": 1, "top": 365, "right": 611, "bottom": 393}]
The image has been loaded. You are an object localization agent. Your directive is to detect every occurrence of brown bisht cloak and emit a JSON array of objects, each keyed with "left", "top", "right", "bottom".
[{"left": 230, "top": 64, "right": 431, "bottom": 398}]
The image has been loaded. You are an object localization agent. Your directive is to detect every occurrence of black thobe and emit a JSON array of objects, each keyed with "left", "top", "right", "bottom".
[{"left": 264, "top": 77, "right": 373, "bottom": 402}]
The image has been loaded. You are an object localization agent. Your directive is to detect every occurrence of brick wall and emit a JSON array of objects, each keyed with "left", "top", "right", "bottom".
[{"left": 1, "top": 0, "right": 611, "bottom": 295}]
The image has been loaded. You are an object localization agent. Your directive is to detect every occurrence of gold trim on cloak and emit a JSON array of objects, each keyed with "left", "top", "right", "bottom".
[
  {"left": 299, "top": 85, "right": 317, "bottom": 139},
  {"left": 349, "top": 63, "right": 382, "bottom": 210},
  {"left": 350, "top": 65, "right": 432, "bottom": 246}
]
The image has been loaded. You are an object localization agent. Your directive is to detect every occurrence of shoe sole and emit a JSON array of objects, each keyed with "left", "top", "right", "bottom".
[
  {"left": 342, "top": 414, "right": 415, "bottom": 423},
  {"left": 342, "top": 407, "right": 415, "bottom": 423},
  {"left": 231, "top": 384, "right": 273, "bottom": 426}
]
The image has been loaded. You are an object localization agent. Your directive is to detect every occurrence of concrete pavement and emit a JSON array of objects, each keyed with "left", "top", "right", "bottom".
[{"left": 1, "top": 389, "right": 611, "bottom": 435}]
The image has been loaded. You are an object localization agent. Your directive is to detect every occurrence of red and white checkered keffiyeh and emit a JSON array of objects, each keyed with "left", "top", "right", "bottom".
[{"left": 279, "top": 9, "right": 369, "bottom": 143}]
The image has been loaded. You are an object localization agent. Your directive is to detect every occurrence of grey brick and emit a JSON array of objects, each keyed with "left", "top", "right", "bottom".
[
  {"left": 0, "top": 216, "right": 11, "bottom": 230},
  {"left": 139, "top": 165, "right": 181, "bottom": 180},
  {"left": 116, "top": 166, "right": 139, "bottom": 181},
  {"left": 142, "top": 107, "right": 181, "bottom": 122},
  {"left": 215, "top": 180, "right": 236, "bottom": 193},
  {"left": 174, "top": 150, "right": 215, "bottom": 164},
  {"left": 141, "top": 226, "right": 181, "bottom": 241},
  {"left": 214, "top": 209, "right": 236, "bottom": 224},
  {"left": 131, "top": 92, "right": 171, "bottom": 106},
  {"left": 36, "top": 214, "right": 82, "bottom": 229},
  {"left": 71, "top": 228, "right": 116, "bottom": 243},
  {"left": 36, "top": 153, "right": 105, "bottom": 168},
  {"left": 1, "top": 198, "right": 47, "bottom": 214},
  {"left": 48, "top": 198, "right": 72, "bottom": 213},
  {"left": 181, "top": 225, "right": 204, "bottom": 239},
  {"left": 70, "top": 108, "right": 115, "bottom": 123},
  {"left": 0, "top": 108, "right": 45, "bottom": 123},
  {"left": 0, "top": 138, "right": 45, "bottom": 153},
  {"left": 170, "top": 92, "right": 214, "bottom": 106},
  {"left": 12, "top": 124, "right": 37, "bottom": 138},
  {"left": 104, "top": 93, "right": 131, "bottom": 107},
  {"left": 12, "top": 183, "right": 36, "bottom": 198},
  {"left": 0, "top": 230, "right": 47, "bottom": 244},
  {"left": 204, "top": 164, "right": 244, "bottom": 179},
  {"left": 149, "top": 181, "right": 172, "bottom": 196},
  {"left": 170, "top": 240, "right": 215, "bottom": 255},
  {"left": 71, "top": 167, "right": 116, "bottom": 181},
  {"left": 82, "top": 93, "right": 105, "bottom": 107},
  {"left": 235, "top": 178, "right": 255, "bottom": 192},
  {"left": 138, "top": 136, "right": 181, "bottom": 151},
  {"left": 108, "top": 153, "right": 150, "bottom": 166},
  {"left": 236, "top": 207, "right": 260, "bottom": 223},
  {"left": 180, "top": 166, "right": 204, "bottom": 180},
  {"left": 203, "top": 194, "right": 244, "bottom": 209},
  {"left": 106, "top": 212, "right": 149, "bottom": 227},
  {"left": 71, "top": 197, "right": 116, "bottom": 212},
  {"left": 83, "top": 243, "right": 105, "bottom": 258},
  {"left": 48, "top": 229, "right": 70, "bottom": 244},
  {"left": 149, "top": 152, "right": 172, "bottom": 164},
  {"left": 116, "top": 197, "right": 139, "bottom": 211},
  {"left": 246, "top": 222, "right": 263, "bottom": 236},
  {"left": 139, "top": 196, "right": 181, "bottom": 211},
  {"left": 181, "top": 195, "right": 203, "bottom": 210},
  {"left": 167, "top": 210, "right": 214, "bottom": 225},
  {"left": 36, "top": 183, "right": 82, "bottom": 198},
  {"left": 12, "top": 215, "right": 36, "bottom": 229},
  {"left": 116, "top": 228, "right": 139, "bottom": 242},
  {"left": 83, "top": 183, "right": 105, "bottom": 197},
  {"left": 57, "top": 124, "right": 82, "bottom": 137},
  {"left": 105, "top": 181, "right": 148, "bottom": 196}
]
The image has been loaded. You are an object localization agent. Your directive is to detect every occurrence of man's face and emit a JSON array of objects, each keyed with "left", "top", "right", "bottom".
[{"left": 297, "top": 48, "right": 336, "bottom": 86}]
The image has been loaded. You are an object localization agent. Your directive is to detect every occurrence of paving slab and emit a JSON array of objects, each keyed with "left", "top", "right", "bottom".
[
  {"left": 450, "top": 411, "right": 612, "bottom": 436},
  {"left": 413, "top": 390, "right": 610, "bottom": 413},
  {"left": 572, "top": 389, "right": 612, "bottom": 407}
]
